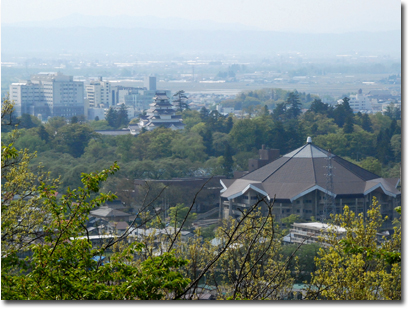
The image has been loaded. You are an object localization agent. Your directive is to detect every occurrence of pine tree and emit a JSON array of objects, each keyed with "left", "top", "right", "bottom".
[
  {"left": 37, "top": 125, "right": 49, "bottom": 143},
  {"left": 70, "top": 116, "right": 78, "bottom": 124},
  {"left": 343, "top": 115, "right": 354, "bottom": 134},
  {"left": 272, "top": 102, "right": 287, "bottom": 121},
  {"left": 199, "top": 107, "right": 209, "bottom": 122},
  {"left": 333, "top": 97, "right": 353, "bottom": 127},
  {"left": 309, "top": 98, "right": 329, "bottom": 115},
  {"left": 117, "top": 104, "right": 129, "bottom": 128},
  {"left": 173, "top": 90, "right": 189, "bottom": 112},
  {"left": 225, "top": 116, "right": 234, "bottom": 133},
  {"left": 285, "top": 92, "right": 302, "bottom": 119},
  {"left": 263, "top": 105, "right": 270, "bottom": 116},
  {"left": 222, "top": 142, "right": 234, "bottom": 178},
  {"left": 361, "top": 114, "right": 373, "bottom": 132},
  {"left": 105, "top": 107, "right": 118, "bottom": 128}
]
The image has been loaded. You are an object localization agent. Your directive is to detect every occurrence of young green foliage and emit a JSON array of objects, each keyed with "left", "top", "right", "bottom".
[
  {"left": 2, "top": 100, "right": 190, "bottom": 300},
  {"left": 305, "top": 198, "right": 401, "bottom": 300}
]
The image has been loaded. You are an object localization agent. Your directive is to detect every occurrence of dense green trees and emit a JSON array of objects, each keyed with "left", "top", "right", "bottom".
[
  {"left": 169, "top": 203, "right": 197, "bottom": 228},
  {"left": 105, "top": 105, "right": 129, "bottom": 129},
  {"left": 332, "top": 97, "right": 353, "bottom": 127},
  {"left": 1, "top": 98, "right": 401, "bottom": 300},
  {"left": 18, "top": 113, "right": 41, "bottom": 129},
  {"left": 54, "top": 123, "right": 96, "bottom": 158},
  {"left": 2, "top": 99, "right": 400, "bottom": 191},
  {"left": 1, "top": 87, "right": 400, "bottom": 194}
]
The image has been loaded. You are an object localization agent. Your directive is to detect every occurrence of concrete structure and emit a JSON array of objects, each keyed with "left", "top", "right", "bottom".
[
  {"left": 9, "top": 81, "right": 42, "bottom": 117},
  {"left": 10, "top": 72, "right": 84, "bottom": 119},
  {"left": 348, "top": 89, "right": 372, "bottom": 112},
  {"left": 104, "top": 104, "right": 136, "bottom": 119},
  {"left": 95, "top": 129, "right": 132, "bottom": 136},
  {"left": 111, "top": 86, "right": 171, "bottom": 112},
  {"left": 145, "top": 76, "right": 157, "bottom": 91},
  {"left": 216, "top": 104, "right": 234, "bottom": 115},
  {"left": 219, "top": 137, "right": 401, "bottom": 226},
  {"left": 283, "top": 222, "right": 346, "bottom": 246},
  {"left": 233, "top": 145, "right": 280, "bottom": 178},
  {"left": 337, "top": 89, "right": 372, "bottom": 113},
  {"left": 85, "top": 77, "right": 112, "bottom": 107},
  {"left": 87, "top": 107, "right": 106, "bottom": 121},
  {"left": 248, "top": 145, "right": 280, "bottom": 172}
]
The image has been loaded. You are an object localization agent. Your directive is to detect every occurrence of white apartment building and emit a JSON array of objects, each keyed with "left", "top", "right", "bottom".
[
  {"left": 348, "top": 89, "right": 372, "bottom": 111},
  {"left": 85, "top": 77, "right": 112, "bottom": 108},
  {"left": 9, "top": 81, "right": 42, "bottom": 117},
  {"left": 337, "top": 89, "right": 372, "bottom": 113},
  {"left": 10, "top": 72, "right": 84, "bottom": 119}
]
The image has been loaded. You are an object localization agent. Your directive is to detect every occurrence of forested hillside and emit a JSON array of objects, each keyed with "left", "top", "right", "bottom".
[{"left": 1, "top": 90, "right": 401, "bottom": 195}]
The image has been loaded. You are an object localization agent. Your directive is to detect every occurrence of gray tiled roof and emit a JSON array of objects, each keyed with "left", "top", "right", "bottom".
[
  {"left": 90, "top": 207, "right": 131, "bottom": 218},
  {"left": 221, "top": 140, "right": 400, "bottom": 201},
  {"left": 95, "top": 130, "right": 131, "bottom": 136}
]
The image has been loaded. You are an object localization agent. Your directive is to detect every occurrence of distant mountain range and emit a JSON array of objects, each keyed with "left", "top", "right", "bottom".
[
  {"left": 2, "top": 14, "right": 261, "bottom": 31},
  {"left": 1, "top": 14, "right": 401, "bottom": 55}
]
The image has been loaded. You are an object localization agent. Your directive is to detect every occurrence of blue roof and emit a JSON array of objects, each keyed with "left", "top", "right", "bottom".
[{"left": 91, "top": 256, "right": 106, "bottom": 262}]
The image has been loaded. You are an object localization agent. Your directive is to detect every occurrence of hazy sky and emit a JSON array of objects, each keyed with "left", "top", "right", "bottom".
[{"left": 2, "top": 0, "right": 401, "bottom": 33}]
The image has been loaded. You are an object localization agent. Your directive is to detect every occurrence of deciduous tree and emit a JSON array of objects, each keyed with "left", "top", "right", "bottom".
[{"left": 305, "top": 198, "right": 401, "bottom": 300}]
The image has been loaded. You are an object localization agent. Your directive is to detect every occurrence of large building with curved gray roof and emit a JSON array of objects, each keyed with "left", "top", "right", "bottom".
[{"left": 219, "top": 138, "right": 400, "bottom": 224}]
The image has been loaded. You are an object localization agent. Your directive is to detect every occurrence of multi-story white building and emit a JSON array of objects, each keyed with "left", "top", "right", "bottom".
[
  {"left": 337, "top": 89, "right": 372, "bottom": 113},
  {"left": 111, "top": 77, "right": 170, "bottom": 112},
  {"left": 85, "top": 77, "right": 112, "bottom": 108},
  {"left": 283, "top": 222, "right": 346, "bottom": 246},
  {"left": 10, "top": 72, "right": 84, "bottom": 119},
  {"left": 9, "top": 81, "right": 42, "bottom": 117}
]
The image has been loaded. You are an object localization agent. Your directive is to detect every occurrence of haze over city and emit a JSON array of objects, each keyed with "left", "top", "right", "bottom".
[
  {"left": 2, "top": 0, "right": 401, "bottom": 32},
  {"left": 0, "top": 0, "right": 403, "bottom": 301}
]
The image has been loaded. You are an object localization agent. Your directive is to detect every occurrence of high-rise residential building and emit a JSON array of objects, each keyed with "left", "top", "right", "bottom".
[
  {"left": 144, "top": 76, "right": 157, "bottom": 91},
  {"left": 9, "top": 81, "right": 42, "bottom": 117},
  {"left": 85, "top": 77, "right": 112, "bottom": 108},
  {"left": 10, "top": 72, "right": 84, "bottom": 119}
]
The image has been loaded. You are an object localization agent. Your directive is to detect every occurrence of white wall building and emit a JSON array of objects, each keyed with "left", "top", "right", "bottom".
[
  {"left": 10, "top": 72, "right": 84, "bottom": 119},
  {"left": 103, "top": 105, "right": 136, "bottom": 120},
  {"left": 337, "top": 89, "right": 372, "bottom": 113},
  {"left": 85, "top": 77, "right": 112, "bottom": 108},
  {"left": 9, "top": 81, "right": 42, "bottom": 117}
]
